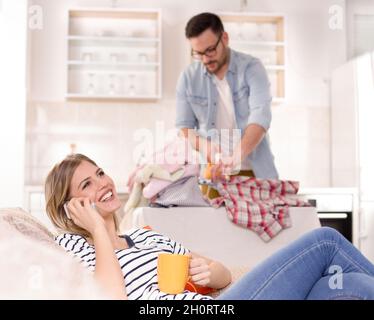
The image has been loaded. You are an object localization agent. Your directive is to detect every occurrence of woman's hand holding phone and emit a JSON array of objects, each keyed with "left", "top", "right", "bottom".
[{"left": 65, "top": 198, "right": 105, "bottom": 235}]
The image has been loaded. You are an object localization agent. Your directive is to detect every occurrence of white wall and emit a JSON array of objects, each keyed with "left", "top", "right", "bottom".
[
  {"left": 27, "top": 0, "right": 347, "bottom": 190},
  {"left": 0, "top": 0, "right": 27, "bottom": 207}
]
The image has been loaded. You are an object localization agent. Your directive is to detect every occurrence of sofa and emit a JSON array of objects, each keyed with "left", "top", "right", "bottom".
[{"left": 0, "top": 205, "right": 321, "bottom": 299}]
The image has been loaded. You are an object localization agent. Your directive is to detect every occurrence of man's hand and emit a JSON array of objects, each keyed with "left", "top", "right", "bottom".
[
  {"left": 210, "top": 123, "right": 266, "bottom": 181},
  {"left": 210, "top": 154, "right": 241, "bottom": 182},
  {"left": 205, "top": 140, "right": 221, "bottom": 164}
]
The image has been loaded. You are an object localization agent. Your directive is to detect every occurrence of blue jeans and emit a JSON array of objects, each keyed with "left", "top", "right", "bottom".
[{"left": 218, "top": 227, "right": 374, "bottom": 300}]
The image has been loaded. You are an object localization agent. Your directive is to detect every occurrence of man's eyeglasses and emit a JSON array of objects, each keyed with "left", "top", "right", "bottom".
[{"left": 191, "top": 33, "right": 223, "bottom": 60}]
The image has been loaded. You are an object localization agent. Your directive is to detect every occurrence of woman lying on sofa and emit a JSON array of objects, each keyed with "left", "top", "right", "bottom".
[{"left": 45, "top": 153, "right": 374, "bottom": 300}]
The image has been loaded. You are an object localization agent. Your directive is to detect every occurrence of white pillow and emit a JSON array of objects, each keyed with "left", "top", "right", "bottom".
[{"left": 0, "top": 219, "right": 107, "bottom": 299}]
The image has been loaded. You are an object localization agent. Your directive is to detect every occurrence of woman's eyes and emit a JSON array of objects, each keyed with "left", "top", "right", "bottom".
[
  {"left": 81, "top": 170, "right": 105, "bottom": 190},
  {"left": 82, "top": 181, "right": 90, "bottom": 190}
]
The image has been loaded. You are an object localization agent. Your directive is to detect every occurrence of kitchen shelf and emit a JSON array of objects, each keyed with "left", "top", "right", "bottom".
[
  {"left": 27, "top": 128, "right": 117, "bottom": 138},
  {"left": 230, "top": 40, "right": 284, "bottom": 46},
  {"left": 265, "top": 65, "right": 285, "bottom": 70},
  {"left": 66, "top": 8, "right": 162, "bottom": 101},
  {"left": 219, "top": 12, "right": 286, "bottom": 103},
  {"left": 68, "top": 61, "right": 160, "bottom": 67},
  {"left": 67, "top": 35, "right": 160, "bottom": 43},
  {"left": 66, "top": 93, "right": 160, "bottom": 101}
]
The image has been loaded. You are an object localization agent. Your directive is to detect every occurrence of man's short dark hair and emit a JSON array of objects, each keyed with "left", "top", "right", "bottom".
[{"left": 185, "top": 12, "right": 224, "bottom": 38}]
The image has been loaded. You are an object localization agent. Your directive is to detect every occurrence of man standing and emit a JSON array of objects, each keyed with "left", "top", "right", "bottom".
[{"left": 176, "top": 12, "right": 278, "bottom": 192}]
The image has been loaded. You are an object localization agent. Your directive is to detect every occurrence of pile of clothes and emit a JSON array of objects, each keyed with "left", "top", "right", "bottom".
[
  {"left": 125, "top": 137, "right": 209, "bottom": 214},
  {"left": 124, "top": 137, "right": 310, "bottom": 242}
]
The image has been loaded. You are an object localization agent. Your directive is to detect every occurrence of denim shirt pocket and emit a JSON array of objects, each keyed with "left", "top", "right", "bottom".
[
  {"left": 187, "top": 95, "right": 209, "bottom": 125},
  {"left": 233, "top": 86, "right": 250, "bottom": 118}
]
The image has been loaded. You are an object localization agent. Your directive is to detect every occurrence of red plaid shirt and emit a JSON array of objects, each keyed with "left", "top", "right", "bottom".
[{"left": 209, "top": 176, "right": 311, "bottom": 242}]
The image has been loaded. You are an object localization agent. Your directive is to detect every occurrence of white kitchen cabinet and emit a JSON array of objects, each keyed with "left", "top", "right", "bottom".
[
  {"left": 331, "top": 50, "right": 374, "bottom": 258},
  {"left": 66, "top": 8, "right": 162, "bottom": 101},
  {"left": 219, "top": 12, "right": 286, "bottom": 104}
]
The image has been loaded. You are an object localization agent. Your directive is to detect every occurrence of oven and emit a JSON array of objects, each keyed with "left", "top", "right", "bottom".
[
  {"left": 299, "top": 189, "right": 357, "bottom": 244},
  {"left": 317, "top": 212, "right": 352, "bottom": 242}
]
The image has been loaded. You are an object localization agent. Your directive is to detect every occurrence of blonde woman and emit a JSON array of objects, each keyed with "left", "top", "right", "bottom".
[
  {"left": 45, "top": 154, "right": 230, "bottom": 300},
  {"left": 45, "top": 154, "right": 374, "bottom": 300}
]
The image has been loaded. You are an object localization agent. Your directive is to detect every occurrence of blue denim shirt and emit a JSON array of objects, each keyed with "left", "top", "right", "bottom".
[{"left": 175, "top": 49, "right": 278, "bottom": 179}]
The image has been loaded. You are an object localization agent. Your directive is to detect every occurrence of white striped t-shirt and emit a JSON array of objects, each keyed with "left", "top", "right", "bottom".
[{"left": 55, "top": 228, "right": 213, "bottom": 300}]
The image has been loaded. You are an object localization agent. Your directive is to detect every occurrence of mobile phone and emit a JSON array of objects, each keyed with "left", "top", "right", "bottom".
[
  {"left": 63, "top": 201, "right": 96, "bottom": 220},
  {"left": 63, "top": 203, "right": 71, "bottom": 220}
]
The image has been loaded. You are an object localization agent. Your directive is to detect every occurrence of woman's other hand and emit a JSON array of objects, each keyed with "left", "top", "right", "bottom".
[
  {"left": 189, "top": 252, "right": 232, "bottom": 289},
  {"left": 189, "top": 254, "right": 211, "bottom": 287}
]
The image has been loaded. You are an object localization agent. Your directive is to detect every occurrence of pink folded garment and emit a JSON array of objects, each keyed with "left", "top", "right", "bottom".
[
  {"left": 142, "top": 163, "right": 200, "bottom": 199},
  {"left": 141, "top": 137, "right": 200, "bottom": 199}
]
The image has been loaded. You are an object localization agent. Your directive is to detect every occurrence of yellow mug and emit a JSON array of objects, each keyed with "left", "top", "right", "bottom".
[{"left": 157, "top": 253, "right": 190, "bottom": 294}]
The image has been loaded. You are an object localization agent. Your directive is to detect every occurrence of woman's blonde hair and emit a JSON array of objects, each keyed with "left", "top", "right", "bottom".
[{"left": 45, "top": 153, "right": 119, "bottom": 238}]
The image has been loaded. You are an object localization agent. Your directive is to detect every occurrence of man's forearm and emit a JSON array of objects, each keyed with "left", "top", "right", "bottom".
[
  {"left": 180, "top": 128, "right": 203, "bottom": 152},
  {"left": 181, "top": 128, "right": 208, "bottom": 151},
  {"left": 234, "top": 124, "right": 266, "bottom": 163}
]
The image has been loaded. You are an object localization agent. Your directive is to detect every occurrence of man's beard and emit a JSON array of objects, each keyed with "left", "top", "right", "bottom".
[{"left": 204, "top": 49, "right": 229, "bottom": 75}]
